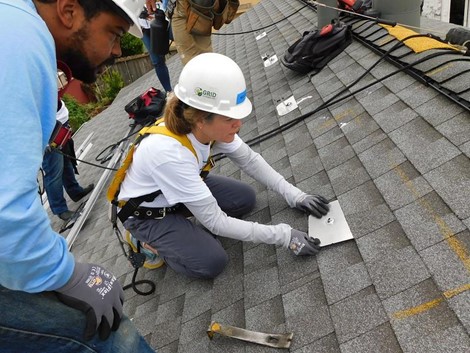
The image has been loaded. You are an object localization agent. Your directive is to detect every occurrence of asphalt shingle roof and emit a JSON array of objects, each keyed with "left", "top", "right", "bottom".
[{"left": 49, "top": 0, "right": 470, "bottom": 351}]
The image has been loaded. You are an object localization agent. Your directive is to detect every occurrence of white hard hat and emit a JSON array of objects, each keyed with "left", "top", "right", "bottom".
[
  {"left": 174, "top": 53, "right": 252, "bottom": 119},
  {"left": 112, "top": 0, "right": 145, "bottom": 37}
]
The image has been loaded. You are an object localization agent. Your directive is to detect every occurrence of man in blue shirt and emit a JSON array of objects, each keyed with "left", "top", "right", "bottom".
[{"left": 0, "top": 0, "right": 155, "bottom": 351}]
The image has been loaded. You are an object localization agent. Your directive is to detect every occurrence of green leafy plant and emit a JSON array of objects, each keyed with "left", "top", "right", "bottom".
[
  {"left": 62, "top": 94, "right": 90, "bottom": 132},
  {"left": 101, "top": 69, "right": 124, "bottom": 102},
  {"left": 120, "top": 32, "right": 144, "bottom": 57}
]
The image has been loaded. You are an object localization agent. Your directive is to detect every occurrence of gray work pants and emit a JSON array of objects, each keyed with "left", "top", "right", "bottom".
[{"left": 124, "top": 175, "right": 256, "bottom": 279}]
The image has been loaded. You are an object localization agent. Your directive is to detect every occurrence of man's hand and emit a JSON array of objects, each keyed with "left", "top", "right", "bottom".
[
  {"left": 289, "top": 229, "right": 321, "bottom": 256},
  {"left": 56, "top": 262, "right": 124, "bottom": 340},
  {"left": 296, "top": 194, "right": 330, "bottom": 218},
  {"left": 146, "top": 0, "right": 159, "bottom": 13}
]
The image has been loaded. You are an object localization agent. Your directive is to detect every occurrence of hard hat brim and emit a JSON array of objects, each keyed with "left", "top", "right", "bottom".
[{"left": 225, "top": 96, "right": 252, "bottom": 120}]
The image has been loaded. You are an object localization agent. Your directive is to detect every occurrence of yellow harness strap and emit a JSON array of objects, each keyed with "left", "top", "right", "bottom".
[{"left": 106, "top": 118, "right": 213, "bottom": 205}]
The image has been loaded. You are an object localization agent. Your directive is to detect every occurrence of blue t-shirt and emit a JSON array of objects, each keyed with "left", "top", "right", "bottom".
[{"left": 0, "top": 0, "right": 74, "bottom": 292}]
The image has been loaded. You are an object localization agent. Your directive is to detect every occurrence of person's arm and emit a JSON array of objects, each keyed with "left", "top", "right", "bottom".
[
  {"left": 225, "top": 141, "right": 305, "bottom": 207},
  {"left": 185, "top": 196, "right": 292, "bottom": 248},
  {"left": 0, "top": 5, "right": 125, "bottom": 341},
  {"left": 225, "top": 141, "right": 330, "bottom": 218},
  {"left": 0, "top": 8, "right": 74, "bottom": 292}
]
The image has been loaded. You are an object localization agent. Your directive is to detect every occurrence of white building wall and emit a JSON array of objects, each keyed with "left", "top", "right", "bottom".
[{"left": 421, "top": 0, "right": 470, "bottom": 26}]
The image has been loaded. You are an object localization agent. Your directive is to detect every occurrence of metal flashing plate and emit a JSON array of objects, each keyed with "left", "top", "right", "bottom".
[
  {"left": 263, "top": 54, "right": 278, "bottom": 67},
  {"left": 308, "top": 200, "right": 353, "bottom": 247},
  {"left": 256, "top": 32, "right": 267, "bottom": 40},
  {"left": 276, "top": 96, "right": 298, "bottom": 116}
]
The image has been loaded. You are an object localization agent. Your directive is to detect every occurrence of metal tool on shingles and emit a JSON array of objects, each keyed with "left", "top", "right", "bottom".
[{"left": 207, "top": 321, "right": 293, "bottom": 349}]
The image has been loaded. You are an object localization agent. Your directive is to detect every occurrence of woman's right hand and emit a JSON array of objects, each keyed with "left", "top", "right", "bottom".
[{"left": 289, "top": 229, "right": 321, "bottom": 256}]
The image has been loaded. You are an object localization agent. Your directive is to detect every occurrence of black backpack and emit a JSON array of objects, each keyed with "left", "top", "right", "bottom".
[
  {"left": 124, "top": 87, "right": 166, "bottom": 126},
  {"left": 281, "top": 21, "right": 352, "bottom": 75}
]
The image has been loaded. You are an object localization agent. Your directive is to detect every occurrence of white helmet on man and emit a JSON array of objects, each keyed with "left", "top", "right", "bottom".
[
  {"left": 174, "top": 53, "right": 252, "bottom": 119},
  {"left": 112, "top": 0, "right": 145, "bottom": 37}
]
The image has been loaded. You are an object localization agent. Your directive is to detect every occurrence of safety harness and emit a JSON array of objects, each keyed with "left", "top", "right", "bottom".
[{"left": 107, "top": 118, "right": 214, "bottom": 224}]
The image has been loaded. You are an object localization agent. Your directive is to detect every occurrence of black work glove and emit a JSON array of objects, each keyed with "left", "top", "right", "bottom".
[
  {"left": 56, "top": 262, "right": 124, "bottom": 340},
  {"left": 289, "top": 229, "right": 321, "bottom": 256},
  {"left": 296, "top": 194, "right": 330, "bottom": 218}
]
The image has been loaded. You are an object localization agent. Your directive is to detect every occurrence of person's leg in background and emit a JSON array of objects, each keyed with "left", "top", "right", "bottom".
[
  {"left": 42, "top": 149, "right": 69, "bottom": 217},
  {"left": 142, "top": 29, "right": 172, "bottom": 93},
  {"left": 62, "top": 156, "right": 85, "bottom": 199},
  {"left": 0, "top": 287, "right": 155, "bottom": 353}
]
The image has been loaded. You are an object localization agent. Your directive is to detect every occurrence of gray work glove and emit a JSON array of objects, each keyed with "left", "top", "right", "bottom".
[
  {"left": 56, "top": 262, "right": 124, "bottom": 341},
  {"left": 289, "top": 229, "right": 321, "bottom": 256},
  {"left": 296, "top": 194, "right": 330, "bottom": 218}
]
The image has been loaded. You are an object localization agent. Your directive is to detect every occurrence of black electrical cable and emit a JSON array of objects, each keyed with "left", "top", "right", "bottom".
[
  {"left": 213, "top": 4, "right": 308, "bottom": 36},
  {"left": 53, "top": 149, "right": 119, "bottom": 171},
  {"left": 211, "top": 33, "right": 463, "bottom": 163}
]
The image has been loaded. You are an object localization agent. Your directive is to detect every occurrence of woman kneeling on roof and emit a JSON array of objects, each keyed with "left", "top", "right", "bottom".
[{"left": 117, "top": 53, "right": 330, "bottom": 279}]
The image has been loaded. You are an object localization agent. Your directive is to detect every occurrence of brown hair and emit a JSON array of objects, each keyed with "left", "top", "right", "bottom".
[{"left": 163, "top": 95, "right": 214, "bottom": 135}]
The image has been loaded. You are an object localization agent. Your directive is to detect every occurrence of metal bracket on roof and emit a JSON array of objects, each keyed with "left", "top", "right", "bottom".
[
  {"left": 207, "top": 321, "right": 293, "bottom": 349},
  {"left": 256, "top": 31, "right": 267, "bottom": 40},
  {"left": 262, "top": 53, "right": 278, "bottom": 67},
  {"left": 276, "top": 96, "right": 298, "bottom": 116}
]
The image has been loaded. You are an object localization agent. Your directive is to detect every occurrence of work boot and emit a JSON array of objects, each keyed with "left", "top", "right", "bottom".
[
  {"left": 71, "top": 183, "right": 94, "bottom": 202},
  {"left": 58, "top": 210, "right": 75, "bottom": 222}
]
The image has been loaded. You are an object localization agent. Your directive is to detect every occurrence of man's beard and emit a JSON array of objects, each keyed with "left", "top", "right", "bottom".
[{"left": 61, "top": 27, "right": 116, "bottom": 84}]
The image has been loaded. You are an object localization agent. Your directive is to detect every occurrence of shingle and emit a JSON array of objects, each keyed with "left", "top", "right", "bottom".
[
  {"left": 329, "top": 286, "right": 388, "bottom": 343},
  {"left": 415, "top": 95, "right": 465, "bottom": 126},
  {"left": 419, "top": 229, "right": 470, "bottom": 292},
  {"left": 317, "top": 136, "right": 356, "bottom": 171},
  {"left": 341, "top": 111, "right": 381, "bottom": 145},
  {"left": 243, "top": 243, "right": 277, "bottom": 275},
  {"left": 178, "top": 310, "right": 211, "bottom": 353},
  {"left": 447, "top": 290, "right": 470, "bottom": 334},
  {"left": 244, "top": 266, "right": 281, "bottom": 309},
  {"left": 306, "top": 111, "right": 336, "bottom": 140},
  {"left": 151, "top": 316, "right": 182, "bottom": 349},
  {"left": 276, "top": 244, "right": 319, "bottom": 289},
  {"left": 358, "top": 137, "right": 407, "bottom": 179},
  {"left": 245, "top": 295, "right": 285, "bottom": 331},
  {"left": 327, "top": 156, "right": 371, "bottom": 195},
  {"left": 289, "top": 144, "right": 324, "bottom": 183},
  {"left": 396, "top": 81, "right": 439, "bottom": 109},
  {"left": 295, "top": 170, "right": 336, "bottom": 202},
  {"left": 374, "top": 161, "right": 433, "bottom": 211},
  {"left": 182, "top": 281, "right": 213, "bottom": 323},
  {"left": 283, "top": 279, "right": 335, "bottom": 350},
  {"left": 383, "top": 279, "right": 467, "bottom": 353},
  {"left": 340, "top": 322, "right": 402, "bottom": 353},
  {"left": 462, "top": 141, "right": 470, "bottom": 158},
  {"left": 373, "top": 100, "right": 418, "bottom": 134},
  {"left": 318, "top": 251, "right": 372, "bottom": 304},
  {"left": 358, "top": 86, "right": 399, "bottom": 116},
  {"left": 389, "top": 117, "right": 461, "bottom": 174},
  {"left": 356, "top": 221, "right": 410, "bottom": 263},
  {"left": 382, "top": 71, "right": 416, "bottom": 94},
  {"left": 395, "top": 191, "right": 467, "bottom": 251},
  {"left": 313, "top": 125, "right": 344, "bottom": 149},
  {"left": 352, "top": 129, "right": 387, "bottom": 154},
  {"left": 292, "top": 333, "right": 341, "bottom": 353},
  {"left": 367, "top": 246, "right": 430, "bottom": 300},
  {"left": 283, "top": 123, "right": 315, "bottom": 157},
  {"left": 436, "top": 111, "right": 470, "bottom": 146},
  {"left": 338, "top": 181, "right": 395, "bottom": 238},
  {"left": 424, "top": 154, "right": 470, "bottom": 219}
]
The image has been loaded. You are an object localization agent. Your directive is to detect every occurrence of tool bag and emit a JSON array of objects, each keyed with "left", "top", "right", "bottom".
[
  {"left": 184, "top": 0, "right": 239, "bottom": 36},
  {"left": 280, "top": 21, "right": 352, "bottom": 75},
  {"left": 124, "top": 87, "right": 166, "bottom": 126}
]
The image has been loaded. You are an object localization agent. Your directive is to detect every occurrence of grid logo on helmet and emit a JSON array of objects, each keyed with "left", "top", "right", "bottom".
[{"left": 195, "top": 87, "right": 216, "bottom": 99}]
